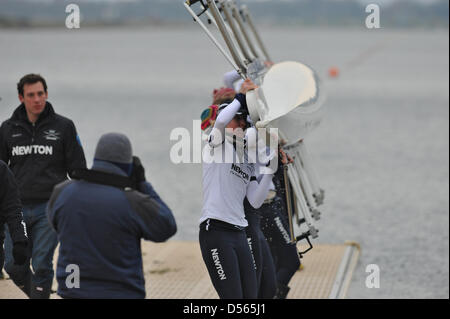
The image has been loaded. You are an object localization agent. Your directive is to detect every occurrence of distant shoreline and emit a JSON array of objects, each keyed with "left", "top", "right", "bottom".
[
  {"left": 0, "top": 19, "right": 448, "bottom": 30},
  {"left": 1, "top": 0, "right": 448, "bottom": 31}
]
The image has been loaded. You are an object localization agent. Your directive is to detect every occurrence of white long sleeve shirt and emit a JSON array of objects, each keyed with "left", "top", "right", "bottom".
[{"left": 200, "top": 100, "right": 274, "bottom": 227}]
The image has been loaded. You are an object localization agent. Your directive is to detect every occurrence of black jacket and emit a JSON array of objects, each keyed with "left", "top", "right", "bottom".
[
  {"left": 0, "top": 102, "right": 87, "bottom": 204},
  {"left": 0, "top": 160, "right": 28, "bottom": 244}
]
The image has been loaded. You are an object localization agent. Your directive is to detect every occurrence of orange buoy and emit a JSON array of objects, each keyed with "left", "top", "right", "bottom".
[{"left": 328, "top": 67, "right": 340, "bottom": 78}]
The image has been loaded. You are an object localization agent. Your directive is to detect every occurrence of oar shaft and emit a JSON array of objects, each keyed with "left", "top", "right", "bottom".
[
  {"left": 230, "top": 1, "right": 260, "bottom": 60},
  {"left": 184, "top": 2, "right": 242, "bottom": 76},
  {"left": 220, "top": 0, "right": 253, "bottom": 63},
  {"left": 241, "top": 5, "right": 272, "bottom": 62},
  {"left": 283, "top": 165, "right": 296, "bottom": 244},
  {"left": 207, "top": 0, "right": 247, "bottom": 77},
  {"left": 203, "top": 4, "right": 246, "bottom": 65}
]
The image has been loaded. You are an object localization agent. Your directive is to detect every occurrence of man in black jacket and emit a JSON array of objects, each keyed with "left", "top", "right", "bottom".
[
  {"left": 0, "top": 161, "right": 29, "bottom": 279},
  {"left": 0, "top": 74, "right": 87, "bottom": 298}
]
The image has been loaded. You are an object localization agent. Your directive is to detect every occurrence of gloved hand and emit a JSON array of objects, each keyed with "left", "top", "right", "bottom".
[
  {"left": 235, "top": 93, "right": 247, "bottom": 110},
  {"left": 130, "top": 156, "right": 146, "bottom": 189},
  {"left": 13, "top": 242, "right": 28, "bottom": 265},
  {"left": 236, "top": 79, "right": 257, "bottom": 112}
]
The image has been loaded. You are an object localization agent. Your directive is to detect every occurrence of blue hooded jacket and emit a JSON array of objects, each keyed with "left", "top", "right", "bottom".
[{"left": 47, "top": 160, "right": 177, "bottom": 299}]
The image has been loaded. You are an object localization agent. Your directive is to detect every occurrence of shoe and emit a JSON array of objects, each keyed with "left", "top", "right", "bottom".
[
  {"left": 30, "top": 285, "right": 51, "bottom": 299},
  {"left": 10, "top": 271, "right": 32, "bottom": 298},
  {"left": 274, "top": 283, "right": 290, "bottom": 299}
]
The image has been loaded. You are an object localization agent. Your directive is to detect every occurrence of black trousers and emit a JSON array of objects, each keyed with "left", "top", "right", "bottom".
[
  {"left": 245, "top": 209, "right": 277, "bottom": 299},
  {"left": 0, "top": 224, "right": 4, "bottom": 274},
  {"left": 199, "top": 219, "right": 257, "bottom": 299},
  {"left": 260, "top": 197, "right": 301, "bottom": 287}
]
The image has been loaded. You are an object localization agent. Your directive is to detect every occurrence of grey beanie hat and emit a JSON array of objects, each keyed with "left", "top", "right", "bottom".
[{"left": 94, "top": 132, "right": 133, "bottom": 164}]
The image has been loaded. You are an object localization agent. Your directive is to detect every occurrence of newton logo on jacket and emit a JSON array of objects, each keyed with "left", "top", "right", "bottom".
[{"left": 12, "top": 145, "right": 53, "bottom": 156}]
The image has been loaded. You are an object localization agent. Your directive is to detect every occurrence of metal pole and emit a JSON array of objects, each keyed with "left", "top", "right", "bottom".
[
  {"left": 230, "top": 1, "right": 260, "bottom": 60},
  {"left": 283, "top": 165, "right": 296, "bottom": 244},
  {"left": 297, "top": 141, "right": 324, "bottom": 205},
  {"left": 241, "top": 4, "right": 272, "bottom": 62},
  {"left": 292, "top": 186, "right": 301, "bottom": 226},
  {"left": 202, "top": 4, "right": 246, "bottom": 64},
  {"left": 287, "top": 165, "right": 319, "bottom": 239},
  {"left": 207, "top": 0, "right": 247, "bottom": 77},
  {"left": 293, "top": 153, "right": 321, "bottom": 221},
  {"left": 220, "top": 0, "right": 253, "bottom": 63},
  {"left": 184, "top": 2, "right": 242, "bottom": 75}
]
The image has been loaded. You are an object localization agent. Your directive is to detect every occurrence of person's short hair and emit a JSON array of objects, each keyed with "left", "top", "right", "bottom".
[{"left": 17, "top": 74, "right": 47, "bottom": 96}]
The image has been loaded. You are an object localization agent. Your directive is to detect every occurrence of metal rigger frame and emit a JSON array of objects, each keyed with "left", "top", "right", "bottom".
[
  {"left": 284, "top": 139, "right": 326, "bottom": 257},
  {"left": 184, "top": 0, "right": 269, "bottom": 82}
]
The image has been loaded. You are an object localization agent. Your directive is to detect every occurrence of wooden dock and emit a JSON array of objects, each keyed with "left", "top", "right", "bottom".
[{"left": 0, "top": 241, "right": 360, "bottom": 299}]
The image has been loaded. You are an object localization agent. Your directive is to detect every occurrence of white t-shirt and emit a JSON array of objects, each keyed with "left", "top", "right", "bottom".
[
  {"left": 200, "top": 140, "right": 256, "bottom": 227},
  {"left": 199, "top": 98, "right": 275, "bottom": 227}
]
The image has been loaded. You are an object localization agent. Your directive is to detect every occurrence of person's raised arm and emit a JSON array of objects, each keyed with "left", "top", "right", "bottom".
[
  {"left": 208, "top": 79, "right": 257, "bottom": 147},
  {"left": 223, "top": 70, "right": 242, "bottom": 90},
  {"left": 127, "top": 157, "right": 177, "bottom": 242}
]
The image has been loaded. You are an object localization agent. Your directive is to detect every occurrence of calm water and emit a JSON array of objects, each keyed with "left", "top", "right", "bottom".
[{"left": 0, "top": 25, "right": 448, "bottom": 298}]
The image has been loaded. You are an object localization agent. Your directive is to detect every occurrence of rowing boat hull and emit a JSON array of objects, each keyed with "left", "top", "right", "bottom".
[{"left": 247, "top": 61, "right": 326, "bottom": 145}]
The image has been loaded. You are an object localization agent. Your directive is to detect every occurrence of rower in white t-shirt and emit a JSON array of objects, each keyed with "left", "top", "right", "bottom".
[{"left": 199, "top": 79, "right": 276, "bottom": 299}]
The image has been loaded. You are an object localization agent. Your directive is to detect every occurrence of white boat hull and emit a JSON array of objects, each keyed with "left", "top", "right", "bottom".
[{"left": 247, "top": 61, "right": 326, "bottom": 145}]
